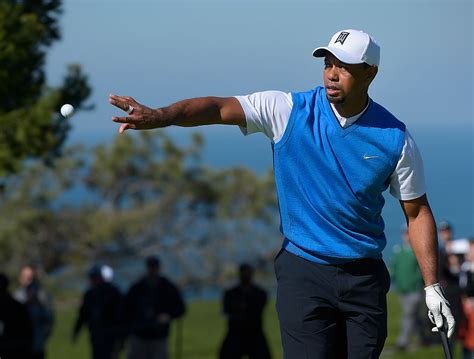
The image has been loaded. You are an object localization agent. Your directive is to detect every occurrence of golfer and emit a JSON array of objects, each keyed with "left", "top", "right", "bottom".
[{"left": 109, "top": 29, "right": 455, "bottom": 358}]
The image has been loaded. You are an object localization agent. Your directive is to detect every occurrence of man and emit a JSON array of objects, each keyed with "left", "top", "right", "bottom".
[
  {"left": 438, "top": 221, "right": 465, "bottom": 350},
  {"left": 109, "top": 29, "right": 455, "bottom": 358},
  {"left": 390, "top": 225, "right": 424, "bottom": 350},
  {"left": 219, "top": 263, "right": 272, "bottom": 359},
  {"left": 0, "top": 273, "right": 33, "bottom": 359},
  {"left": 459, "top": 238, "right": 474, "bottom": 358},
  {"left": 125, "top": 256, "right": 185, "bottom": 359},
  {"left": 72, "top": 265, "right": 124, "bottom": 359},
  {"left": 14, "top": 265, "right": 55, "bottom": 359}
]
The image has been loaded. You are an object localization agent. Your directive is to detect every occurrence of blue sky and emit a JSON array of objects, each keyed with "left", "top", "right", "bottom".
[
  {"left": 47, "top": 0, "right": 473, "bottom": 134},
  {"left": 46, "top": 0, "right": 473, "bottom": 241}
]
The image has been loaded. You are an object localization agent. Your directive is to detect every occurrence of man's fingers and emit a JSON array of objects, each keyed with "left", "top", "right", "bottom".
[
  {"left": 119, "top": 123, "right": 135, "bottom": 134},
  {"left": 112, "top": 116, "right": 136, "bottom": 133},
  {"left": 109, "top": 100, "right": 128, "bottom": 112},
  {"left": 109, "top": 94, "right": 132, "bottom": 112},
  {"left": 112, "top": 116, "right": 133, "bottom": 123},
  {"left": 124, "top": 96, "right": 136, "bottom": 104},
  {"left": 119, "top": 124, "right": 128, "bottom": 134},
  {"left": 447, "top": 316, "right": 456, "bottom": 338},
  {"left": 440, "top": 303, "right": 456, "bottom": 337},
  {"left": 428, "top": 310, "right": 443, "bottom": 328}
]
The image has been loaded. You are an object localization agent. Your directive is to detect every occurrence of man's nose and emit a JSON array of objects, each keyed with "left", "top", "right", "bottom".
[{"left": 327, "top": 65, "right": 339, "bottom": 81}]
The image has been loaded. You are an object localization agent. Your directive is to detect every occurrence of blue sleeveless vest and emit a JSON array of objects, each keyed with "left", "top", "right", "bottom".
[{"left": 273, "top": 86, "right": 406, "bottom": 264}]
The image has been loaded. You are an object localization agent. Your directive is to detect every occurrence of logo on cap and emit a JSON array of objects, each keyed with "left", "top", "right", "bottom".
[{"left": 335, "top": 32, "right": 350, "bottom": 45}]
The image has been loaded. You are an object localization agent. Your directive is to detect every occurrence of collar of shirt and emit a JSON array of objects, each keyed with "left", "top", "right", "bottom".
[{"left": 330, "top": 101, "right": 370, "bottom": 128}]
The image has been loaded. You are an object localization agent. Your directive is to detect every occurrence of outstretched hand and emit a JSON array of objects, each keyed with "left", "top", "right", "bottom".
[{"left": 109, "top": 94, "right": 162, "bottom": 134}]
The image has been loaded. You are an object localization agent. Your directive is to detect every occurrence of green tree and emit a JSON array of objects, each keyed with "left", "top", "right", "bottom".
[
  {"left": 0, "top": 130, "right": 280, "bottom": 287},
  {"left": 0, "top": 145, "right": 86, "bottom": 272},
  {"left": 83, "top": 131, "right": 280, "bottom": 288},
  {"left": 0, "top": 0, "right": 91, "bottom": 175}
]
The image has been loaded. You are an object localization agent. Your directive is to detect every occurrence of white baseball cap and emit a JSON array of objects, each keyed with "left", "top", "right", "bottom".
[
  {"left": 313, "top": 29, "right": 380, "bottom": 66},
  {"left": 101, "top": 265, "right": 114, "bottom": 282}
]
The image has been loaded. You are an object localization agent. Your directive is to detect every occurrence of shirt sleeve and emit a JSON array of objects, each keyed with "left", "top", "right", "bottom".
[
  {"left": 234, "top": 91, "right": 293, "bottom": 143},
  {"left": 389, "top": 130, "right": 426, "bottom": 200}
]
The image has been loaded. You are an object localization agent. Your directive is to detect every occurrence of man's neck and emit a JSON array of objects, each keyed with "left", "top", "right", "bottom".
[{"left": 333, "top": 95, "right": 369, "bottom": 118}]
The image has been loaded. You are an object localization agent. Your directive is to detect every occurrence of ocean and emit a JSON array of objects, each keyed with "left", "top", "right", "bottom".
[
  {"left": 66, "top": 124, "right": 473, "bottom": 264},
  {"left": 175, "top": 124, "right": 474, "bottom": 261},
  {"left": 55, "top": 124, "right": 473, "bottom": 296}
]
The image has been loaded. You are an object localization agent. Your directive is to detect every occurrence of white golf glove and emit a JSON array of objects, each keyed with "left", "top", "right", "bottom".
[{"left": 424, "top": 283, "right": 456, "bottom": 338}]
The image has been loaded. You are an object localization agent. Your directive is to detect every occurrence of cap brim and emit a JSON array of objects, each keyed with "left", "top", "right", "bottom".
[{"left": 312, "top": 46, "right": 364, "bottom": 64}]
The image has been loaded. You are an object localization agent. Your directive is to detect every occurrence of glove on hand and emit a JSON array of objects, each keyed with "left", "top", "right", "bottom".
[{"left": 425, "top": 283, "right": 456, "bottom": 338}]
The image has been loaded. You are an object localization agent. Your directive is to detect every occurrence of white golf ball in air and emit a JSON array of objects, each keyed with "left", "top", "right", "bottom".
[{"left": 60, "top": 104, "right": 74, "bottom": 118}]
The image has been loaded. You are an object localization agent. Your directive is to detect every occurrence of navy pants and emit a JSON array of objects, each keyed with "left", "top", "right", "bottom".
[{"left": 275, "top": 250, "right": 390, "bottom": 359}]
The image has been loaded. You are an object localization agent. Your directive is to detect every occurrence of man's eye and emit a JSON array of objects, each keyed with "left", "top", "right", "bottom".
[{"left": 339, "top": 65, "right": 349, "bottom": 72}]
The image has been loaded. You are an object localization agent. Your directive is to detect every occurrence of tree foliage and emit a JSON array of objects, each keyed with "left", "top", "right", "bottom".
[
  {"left": 83, "top": 132, "right": 280, "bottom": 288},
  {"left": 0, "top": 0, "right": 279, "bottom": 291},
  {"left": 0, "top": 132, "right": 280, "bottom": 289},
  {"left": 0, "top": 146, "right": 85, "bottom": 271},
  {"left": 0, "top": 0, "right": 91, "bottom": 175}
]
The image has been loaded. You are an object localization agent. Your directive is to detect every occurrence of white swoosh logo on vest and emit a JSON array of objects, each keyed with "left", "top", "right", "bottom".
[{"left": 363, "top": 154, "right": 380, "bottom": 160}]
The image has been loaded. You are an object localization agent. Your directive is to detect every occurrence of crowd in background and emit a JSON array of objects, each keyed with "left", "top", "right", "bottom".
[
  {"left": 0, "top": 258, "right": 272, "bottom": 359},
  {"left": 391, "top": 220, "right": 474, "bottom": 359},
  {"left": 72, "top": 255, "right": 186, "bottom": 359},
  {"left": 0, "top": 265, "right": 54, "bottom": 359},
  {"left": 1, "top": 220, "right": 473, "bottom": 359}
]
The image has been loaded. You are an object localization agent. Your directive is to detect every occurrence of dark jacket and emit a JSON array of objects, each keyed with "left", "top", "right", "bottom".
[
  {"left": 73, "top": 281, "right": 124, "bottom": 337},
  {"left": 223, "top": 284, "right": 267, "bottom": 334},
  {"left": 125, "top": 275, "right": 185, "bottom": 339},
  {"left": 0, "top": 292, "right": 33, "bottom": 359}
]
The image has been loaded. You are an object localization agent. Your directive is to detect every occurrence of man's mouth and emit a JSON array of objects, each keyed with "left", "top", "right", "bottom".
[{"left": 326, "top": 86, "right": 340, "bottom": 96}]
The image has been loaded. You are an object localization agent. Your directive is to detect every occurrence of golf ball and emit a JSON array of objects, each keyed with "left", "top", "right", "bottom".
[{"left": 60, "top": 104, "right": 74, "bottom": 118}]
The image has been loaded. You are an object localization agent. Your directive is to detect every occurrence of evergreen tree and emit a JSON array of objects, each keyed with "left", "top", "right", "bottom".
[{"left": 0, "top": 0, "right": 91, "bottom": 175}]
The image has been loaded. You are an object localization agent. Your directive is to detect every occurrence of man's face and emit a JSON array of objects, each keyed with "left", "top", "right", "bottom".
[
  {"left": 468, "top": 243, "right": 474, "bottom": 262},
  {"left": 147, "top": 264, "right": 160, "bottom": 278},
  {"left": 19, "top": 266, "right": 35, "bottom": 287},
  {"left": 440, "top": 228, "right": 452, "bottom": 242},
  {"left": 323, "top": 53, "right": 376, "bottom": 106},
  {"left": 239, "top": 267, "right": 253, "bottom": 286}
]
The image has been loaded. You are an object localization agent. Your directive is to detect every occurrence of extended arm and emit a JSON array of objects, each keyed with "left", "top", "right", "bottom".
[
  {"left": 400, "top": 194, "right": 455, "bottom": 337},
  {"left": 399, "top": 194, "right": 438, "bottom": 286},
  {"left": 109, "top": 94, "right": 246, "bottom": 134},
  {"left": 72, "top": 299, "right": 86, "bottom": 342}
]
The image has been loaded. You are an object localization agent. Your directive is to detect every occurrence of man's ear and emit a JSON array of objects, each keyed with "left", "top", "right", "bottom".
[
  {"left": 368, "top": 66, "right": 378, "bottom": 81},
  {"left": 366, "top": 66, "right": 378, "bottom": 85}
]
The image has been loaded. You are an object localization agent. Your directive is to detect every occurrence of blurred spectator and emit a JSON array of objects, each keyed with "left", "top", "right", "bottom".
[
  {"left": 14, "top": 265, "right": 55, "bottom": 359},
  {"left": 390, "top": 225, "right": 424, "bottom": 350},
  {"left": 459, "top": 238, "right": 474, "bottom": 359},
  {"left": 72, "top": 264, "right": 124, "bottom": 359},
  {"left": 439, "top": 220, "right": 466, "bottom": 350},
  {"left": 219, "top": 263, "right": 272, "bottom": 359},
  {"left": 0, "top": 272, "right": 33, "bottom": 359},
  {"left": 125, "top": 256, "right": 185, "bottom": 359}
]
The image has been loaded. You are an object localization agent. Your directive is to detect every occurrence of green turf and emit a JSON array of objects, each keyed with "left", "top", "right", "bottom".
[{"left": 46, "top": 292, "right": 452, "bottom": 358}]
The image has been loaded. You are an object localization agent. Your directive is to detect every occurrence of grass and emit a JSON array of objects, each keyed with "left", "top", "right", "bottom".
[{"left": 46, "top": 292, "right": 453, "bottom": 359}]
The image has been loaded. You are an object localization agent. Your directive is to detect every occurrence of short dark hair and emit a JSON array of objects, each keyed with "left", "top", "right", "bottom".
[
  {"left": 239, "top": 263, "right": 253, "bottom": 273},
  {"left": 88, "top": 264, "right": 102, "bottom": 279},
  {"left": 439, "top": 221, "right": 452, "bottom": 231},
  {"left": 146, "top": 256, "right": 160, "bottom": 268}
]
